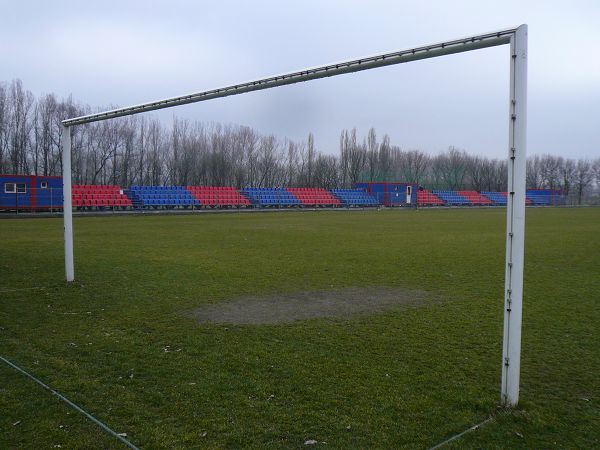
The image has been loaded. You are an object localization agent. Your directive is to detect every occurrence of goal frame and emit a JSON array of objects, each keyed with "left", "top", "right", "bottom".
[{"left": 60, "top": 24, "right": 528, "bottom": 406}]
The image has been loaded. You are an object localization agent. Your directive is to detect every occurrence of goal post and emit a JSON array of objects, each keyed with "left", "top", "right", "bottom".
[
  {"left": 60, "top": 25, "right": 528, "bottom": 406},
  {"left": 61, "top": 124, "right": 74, "bottom": 282},
  {"left": 501, "top": 24, "right": 528, "bottom": 406}
]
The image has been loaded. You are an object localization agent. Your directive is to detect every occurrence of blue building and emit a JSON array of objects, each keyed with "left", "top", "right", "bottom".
[
  {"left": 354, "top": 182, "right": 417, "bottom": 206},
  {"left": 0, "top": 174, "right": 63, "bottom": 211}
]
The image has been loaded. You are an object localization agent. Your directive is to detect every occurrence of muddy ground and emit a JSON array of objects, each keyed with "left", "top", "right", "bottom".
[{"left": 192, "top": 287, "right": 438, "bottom": 325}]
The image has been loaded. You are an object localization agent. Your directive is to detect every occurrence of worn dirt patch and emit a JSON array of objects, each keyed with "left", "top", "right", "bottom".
[{"left": 192, "top": 287, "right": 434, "bottom": 325}]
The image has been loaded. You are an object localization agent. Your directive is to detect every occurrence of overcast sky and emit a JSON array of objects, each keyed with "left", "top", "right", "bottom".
[{"left": 2, "top": 0, "right": 599, "bottom": 159}]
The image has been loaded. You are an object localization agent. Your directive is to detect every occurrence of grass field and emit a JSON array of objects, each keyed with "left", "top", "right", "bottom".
[{"left": 1, "top": 208, "right": 599, "bottom": 449}]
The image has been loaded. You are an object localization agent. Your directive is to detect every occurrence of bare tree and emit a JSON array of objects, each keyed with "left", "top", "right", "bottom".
[
  {"left": 398, "top": 149, "right": 428, "bottom": 186},
  {"left": 8, "top": 80, "right": 35, "bottom": 174},
  {"left": 433, "top": 147, "right": 468, "bottom": 190},
  {"left": 2, "top": 77, "right": 597, "bottom": 201},
  {"left": 560, "top": 158, "right": 576, "bottom": 199},
  {"left": 574, "top": 159, "right": 594, "bottom": 205},
  {"left": 347, "top": 129, "right": 366, "bottom": 186},
  {"left": 366, "top": 127, "right": 378, "bottom": 181},
  {"left": 313, "top": 154, "right": 338, "bottom": 189},
  {"left": 306, "top": 132, "right": 315, "bottom": 187},
  {"left": 540, "top": 154, "right": 562, "bottom": 190},
  {"left": 339, "top": 130, "right": 349, "bottom": 187},
  {"left": 378, "top": 134, "right": 391, "bottom": 181},
  {"left": 593, "top": 158, "right": 600, "bottom": 185},
  {"left": 526, "top": 154, "right": 543, "bottom": 189},
  {"left": 0, "top": 82, "right": 7, "bottom": 172}
]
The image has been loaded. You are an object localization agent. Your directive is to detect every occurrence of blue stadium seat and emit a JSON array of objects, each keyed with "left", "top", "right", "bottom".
[
  {"left": 481, "top": 191, "right": 508, "bottom": 205},
  {"left": 240, "top": 188, "right": 301, "bottom": 207},
  {"left": 125, "top": 186, "right": 200, "bottom": 208},
  {"left": 431, "top": 191, "right": 471, "bottom": 206},
  {"left": 526, "top": 192, "right": 552, "bottom": 205},
  {"left": 330, "top": 189, "right": 379, "bottom": 206}
]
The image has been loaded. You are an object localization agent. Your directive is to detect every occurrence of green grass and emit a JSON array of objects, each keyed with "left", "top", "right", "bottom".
[{"left": 0, "top": 208, "right": 599, "bottom": 449}]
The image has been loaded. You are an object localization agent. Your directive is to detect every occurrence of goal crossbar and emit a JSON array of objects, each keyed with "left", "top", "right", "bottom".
[
  {"left": 62, "top": 28, "right": 516, "bottom": 127},
  {"left": 60, "top": 25, "right": 528, "bottom": 408}
]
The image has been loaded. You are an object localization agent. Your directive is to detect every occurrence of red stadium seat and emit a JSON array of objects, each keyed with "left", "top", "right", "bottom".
[
  {"left": 186, "top": 186, "right": 251, "bottom": 207},
  {"left": 73, "top": 184, "right": 132, "bottom": 208},
  {"left": 286, "top": 188, "right": 340, "bottom": 206}
]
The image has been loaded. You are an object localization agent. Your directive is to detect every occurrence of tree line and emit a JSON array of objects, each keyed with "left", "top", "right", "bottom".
[{"left": 1, "top": 79, "right": 598, "bottom": 203}]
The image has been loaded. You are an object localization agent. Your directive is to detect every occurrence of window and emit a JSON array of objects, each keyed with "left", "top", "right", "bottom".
[
  {"left": 41, "top": 181, "right": 48, "bottom": 189},
  {"left": 4, "top": 183, "right": 16, "bottom": 193},
  {"left": 16, "top": 183, "right": 26, "bottom": 193}
]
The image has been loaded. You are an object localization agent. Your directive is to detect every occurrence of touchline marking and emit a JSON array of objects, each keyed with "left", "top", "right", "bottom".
[
  {"left": 428, "top": 416, "right": 495, "bottom": 449},
  {"left": 1, "top": 356, "right": 141, "bottom": 450}
]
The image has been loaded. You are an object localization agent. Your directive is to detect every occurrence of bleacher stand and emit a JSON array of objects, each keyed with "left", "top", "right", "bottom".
[
  {"left": 286, "top": 188, "right": 341, "bottom": 207},
  {"left": 241, "top": 188, "right": 301, "bottom": 207},
  {"left": 432, "top": 190, "right": 471, "bottom": 206},
  {"left": 457, "top": 191, "right": 493, "bottom": 205},
  {"left": 330, "top": 189, "right": 379, "bottom": 206},
  {"left": 127, "top": 186, "right": 199, "bottom": 208},
  {"left": 72, "top": 185, "right": 132, "bottom": 209},
  {"left": 481, "top": 191, "right": 533, "bottom": 206},
  {"left": 187, "top": 186, "right": 250, "bottom": 207},
  {"left": 0, "top": 172, "right": 566, "bottom": 212},
  {"left": 526, "top": 191, "right": 552, "bottom": 205},
  {"left": 417, "top": 189, "right": 445, "bottom": 206},
  {"left": 481, "top": 191, "right": 507, "bottom": 205}
]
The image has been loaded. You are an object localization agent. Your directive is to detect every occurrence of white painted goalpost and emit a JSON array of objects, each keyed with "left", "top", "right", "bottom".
[{"left": 61, "top": 25, "right": 528, "bottom": 406}]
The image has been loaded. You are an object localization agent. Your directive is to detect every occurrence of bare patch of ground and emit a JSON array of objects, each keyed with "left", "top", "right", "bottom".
[{"left": 192, "top": 287, "right": 436, "bottom": 325}]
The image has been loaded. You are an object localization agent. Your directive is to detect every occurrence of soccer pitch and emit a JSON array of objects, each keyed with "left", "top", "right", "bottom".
[{"left": 1, "top": 208, "right": 599, "bottom": 449}]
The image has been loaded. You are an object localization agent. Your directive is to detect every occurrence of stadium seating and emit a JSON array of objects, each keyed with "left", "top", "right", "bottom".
[
  {"left": 481, "top": 191, "right": 534, "bottom": 206},
  {"left": 417, "top": 189, "right": 445, "bottom": 206},
  {"left": 187, "top": 186, "right": 250, "bottom": 207},
  {"left": 127, "top": 186, "right": 200, "bottom": 208},
  {"left": 241, "top": 188, "right": 301, "bottom": 207},
  {"left": 0, "top": 172, "right": 567, "bottom": 212},
  {"left": 330, "top": 189, "right": 379, "bottom": 206},
  {"left": 286, "top": 188, "right": 341, "bottom": 206},
  {"left": 457, "top": 191, "right": 493, "bottom": 205},
  {"left": 431, "top": 190, "right": 471, "bottom": 206},
  {"left": 72, "top": 185, "right": 132, "bottom": 208},
  {"left": 480, "top": 191, "right": 507, "bottom": 205},
  {"left": 526, "top": 191, "right": 552, "bottom": 205}
]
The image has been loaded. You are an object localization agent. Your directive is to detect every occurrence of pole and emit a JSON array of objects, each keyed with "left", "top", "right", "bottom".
[
  {"left": 501, "top": 24, "right": 528, "bottom": 406},
  {"left": 62, "top": 125, "right": 75, "bottom": 282},
  {"left": 62, "top": 29, "right": 516, "bottom": 128}
]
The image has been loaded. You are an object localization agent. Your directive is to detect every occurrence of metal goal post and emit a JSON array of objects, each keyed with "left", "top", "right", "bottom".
[{"left": 61, "top": 25, "right": 528, "bottom": 406}]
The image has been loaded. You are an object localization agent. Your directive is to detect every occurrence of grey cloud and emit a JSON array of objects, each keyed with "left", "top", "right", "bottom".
[{"left": 2, "top": 0, "right": 599, "bottom": 158}]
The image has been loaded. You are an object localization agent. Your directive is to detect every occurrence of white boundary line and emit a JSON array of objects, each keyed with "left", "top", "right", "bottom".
[
  {"left": 0, "top": 356, "right": 141, "bottom": 450},
  {"left": 428, "top": 416, "right": 495, "bottom": 449}
]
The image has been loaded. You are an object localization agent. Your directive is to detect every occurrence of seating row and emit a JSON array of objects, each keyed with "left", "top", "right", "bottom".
[
  {"left": 187, "top": 186, "right": 251, "bottom": 206},
  {"left": 72, "top": 185, "right": 132, "bottom": 208},
  {"left": 241, "top": 188, "right": 301, "bottom": 206},
  {"left": 64, "top": 184, "right": 560, "bottom": 209},
  {"left": 127, "top": 186, "right": 198, "bottom": 208},
  {"left": 330, "top": 189, "right": 379, "bottom": 206},
  {"left": 417, "top": 190, "right": 444, "bottom": 205},
  {"left": 480, "top": 192, "right": 534, "bottom": 206},
  {"left": 287, "top": 188, "right": 341, "bottom": 206},
  {"left": 73, "top": 194, "right": 126, "bottom": 200},
  {"left": 130, "top": 185, "right": 186, "bottom": 190},
  {"left": 481, "top": 191, "right": 508, "bottom": 205},
  {"left": 432, "top": 190, "right": 472, "bottom": 206},
  {"left": 73, "top": 199, "right": 131, "bottom": 207},
  {"left": 418, "top": 190, "right": 543, "bottom": 207},
  {"left": 457, "top": 191, "right": 493, "bottom": 205},
  {"left": 527, "top": 193, "right": 552, "bottom": 205}
]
